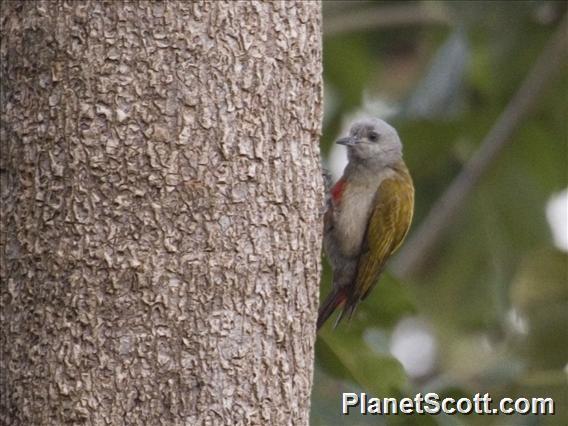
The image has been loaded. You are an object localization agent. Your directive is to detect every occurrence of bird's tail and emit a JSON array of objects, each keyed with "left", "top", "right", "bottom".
[{"left": 317, "top": 287, "right": 348, "bottom": 330}]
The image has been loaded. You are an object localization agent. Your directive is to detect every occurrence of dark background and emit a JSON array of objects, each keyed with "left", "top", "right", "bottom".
[{"left": 312, "top": 1, "right": 567, "bottom": 425}]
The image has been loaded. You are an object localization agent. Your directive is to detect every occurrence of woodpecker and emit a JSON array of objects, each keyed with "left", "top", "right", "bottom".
[{"left": 318, "top": 117, "right": 414, "bottom": 330}]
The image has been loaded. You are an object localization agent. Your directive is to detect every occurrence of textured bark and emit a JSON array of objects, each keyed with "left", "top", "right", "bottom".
[{"left": 1, "top": 1, "right": 322, "bottom": 425}]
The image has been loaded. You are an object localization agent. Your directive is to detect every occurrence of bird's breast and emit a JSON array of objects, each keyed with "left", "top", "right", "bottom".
[{"left": 334, "top": 180, "right": 380, "bottom": 257}]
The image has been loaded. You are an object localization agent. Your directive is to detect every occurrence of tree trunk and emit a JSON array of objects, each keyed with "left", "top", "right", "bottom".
[{"left": 0, "top": 1, "right": 322, "bottom": 424}]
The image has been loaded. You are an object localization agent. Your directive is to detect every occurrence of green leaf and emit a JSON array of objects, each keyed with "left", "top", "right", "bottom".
[{"left": 316, "top": 327, "right": 407, "bottom": 396}]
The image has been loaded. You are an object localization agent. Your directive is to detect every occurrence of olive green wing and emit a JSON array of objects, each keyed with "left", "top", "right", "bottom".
[{"left": 350, "top": 176, "right": 414, "bottom": 305}]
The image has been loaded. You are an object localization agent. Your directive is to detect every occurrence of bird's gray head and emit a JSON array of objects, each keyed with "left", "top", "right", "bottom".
[{"left": 337, "top": 118, "right": 403, "bottom": 167}]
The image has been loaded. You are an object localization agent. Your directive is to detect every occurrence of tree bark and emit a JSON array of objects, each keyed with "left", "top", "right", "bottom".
[{"left": 1, "top": 1, "right": 322, "bottom": 425}]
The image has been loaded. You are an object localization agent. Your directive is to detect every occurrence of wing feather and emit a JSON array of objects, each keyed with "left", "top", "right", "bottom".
[{"left": 348, "top": 176, "right": 414, "bottom": 306}]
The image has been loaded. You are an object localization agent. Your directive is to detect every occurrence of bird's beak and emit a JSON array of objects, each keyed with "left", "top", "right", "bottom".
[{"left": 336, "top": 136, "right": 357, "bottom": 146}]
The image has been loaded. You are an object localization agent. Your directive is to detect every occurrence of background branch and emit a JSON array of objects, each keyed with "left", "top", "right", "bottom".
[
  {"left": 392, "top": 14, "right": 568, "bottom": 279},
  {"left": 324, "top": 3, "right": 451, "bottom": 37}
]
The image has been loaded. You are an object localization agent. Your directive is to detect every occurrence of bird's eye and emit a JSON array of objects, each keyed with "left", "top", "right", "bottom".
[{"left": 368, "top": 132, "right": 379, "bottom": 142}]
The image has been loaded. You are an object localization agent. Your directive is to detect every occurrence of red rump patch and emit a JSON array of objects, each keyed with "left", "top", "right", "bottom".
[
  {"left": 331, "top": 178, "right": 347, "bottom": 203},
  {"left": 336, "top": 289, "right": 347, "bottom": 307}
]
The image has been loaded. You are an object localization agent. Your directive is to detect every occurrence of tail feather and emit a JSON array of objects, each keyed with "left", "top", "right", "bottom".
[{"left": 317, "top": 287, "right": 347, "bottom": 330}]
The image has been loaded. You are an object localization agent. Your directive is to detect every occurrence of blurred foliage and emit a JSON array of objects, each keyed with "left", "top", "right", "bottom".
[{"left": 313, "top": 1, "right": 567, "bottom": 425}]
